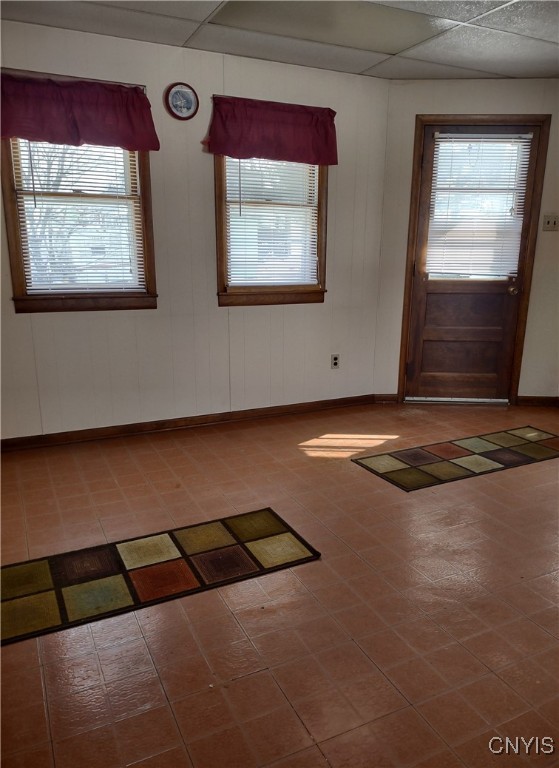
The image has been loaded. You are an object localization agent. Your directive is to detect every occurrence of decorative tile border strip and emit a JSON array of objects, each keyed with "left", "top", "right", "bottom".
[
  {"left": 352, "top": 426, "right": 559, "bottom": 492},
  {"left": 1, "top": 508, "right": 320, "bottom": 645}
]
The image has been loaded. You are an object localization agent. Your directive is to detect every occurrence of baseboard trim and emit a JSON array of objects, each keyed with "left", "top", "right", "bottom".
[
  {"left": 516, "top": 396, "right": 559, "bottom": 407},
  {"left": 1, "top": 393, "right": 399, "bottom": 452}
]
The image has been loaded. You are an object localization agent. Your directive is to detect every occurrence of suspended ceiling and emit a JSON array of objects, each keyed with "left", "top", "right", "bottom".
[{"left": 2, "top": 1, "right": 559, "bottom": 79}]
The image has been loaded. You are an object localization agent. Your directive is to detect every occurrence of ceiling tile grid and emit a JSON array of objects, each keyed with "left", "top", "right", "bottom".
[{"left": 1, "top": 0, "right": 558, "bottom": 79}]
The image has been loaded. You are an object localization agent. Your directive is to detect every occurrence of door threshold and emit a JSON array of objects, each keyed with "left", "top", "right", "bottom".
[{"left": 405, "top": 397, "right": 509, "bottom": 405}]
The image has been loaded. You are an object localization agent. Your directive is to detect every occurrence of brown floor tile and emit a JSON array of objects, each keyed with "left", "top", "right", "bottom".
[
  {"left": 224, "top": 670, "right": 288, "bottom": 721},
  {"left": 357, "top": 627, "right": 417, "bottom": 669},
  {"left": 172, "top": 687, "right": 235, "bottom": 743},
  {"left": 106, "top": 669, "right": 167, "bottom": 721},
  {"left": 460, "top": 674, "right": 530, "bottom": 726},
  {"left": 337, "top": 670, "right": 408, "bottom": 722},
  {"left": 154, "top": 651, "right": 215, "bottom": 701},
  {"left": 3, "top": 403, "right": 559, "bottom": 768},
  {"left": 272, "top": 655, "right": 333, "bottom": 701},
  {"left": 0, "top": 744, "right": 55, "bottom": 768},
  {"left": 425, "top": 642, "right": 489, "bottom": 686},
  {"left": 52, "top": 725, "right": 121, "bottom": 768},
  {"left": 291, "top": 686, "right": 364, "bottom": 741},
  {"left": 385, "top": 656, "right": 450, "bottom": 703},
  {"left": 120, "top": 745, "right": 193, "bottom": 767},
  {"left": 1, "top": 701, "right": 50, "bottom": 757},
  {"left": 462, "top": 629, "right": 525, "bottom": 671},
  {"left": 242, "top": 706, "right": 314, "bottom": 765},
  {"left": 497, "top": 658, "right": 559, "bottom": 706},
  {"left": 263, "top": 746, "right": 331, "bottom": 768},
  {"left": 113, "top": 705, "right": 182, "bottom": 765},
  {"left": 416, "top": 690, "right": 490, "bottom": 745},
  {"left": 187, "top": 726, "right": 257, "bottom": 768}
]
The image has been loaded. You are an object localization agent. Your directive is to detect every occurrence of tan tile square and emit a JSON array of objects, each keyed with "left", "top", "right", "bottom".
[{"left": 117, "top": 534, "right": 181, "bottom": 569}]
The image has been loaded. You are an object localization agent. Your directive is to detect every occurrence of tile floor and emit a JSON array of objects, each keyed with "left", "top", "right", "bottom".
[{"left": 1, "top": 403, "right": 558, "bottom": 768}]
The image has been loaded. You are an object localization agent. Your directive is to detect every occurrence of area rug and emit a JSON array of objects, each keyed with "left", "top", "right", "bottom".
[
  {"left": 352, "top": 426, "right": 559, "bottom": 492},
  {"left": 1, "top": 508, "right": 320, "bottom": 645}
]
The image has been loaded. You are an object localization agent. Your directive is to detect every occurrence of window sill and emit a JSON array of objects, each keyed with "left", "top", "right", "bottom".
[
  {"left": 218, "top": 289, "right": 326, "bottom": 307},
  {"left": 13, "top": 294, "right": 158, "bottom": 313}
]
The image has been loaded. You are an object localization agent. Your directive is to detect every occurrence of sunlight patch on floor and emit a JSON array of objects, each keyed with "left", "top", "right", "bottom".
[{"left": 298, "top": 433, "right": 399, "bottom": 458}]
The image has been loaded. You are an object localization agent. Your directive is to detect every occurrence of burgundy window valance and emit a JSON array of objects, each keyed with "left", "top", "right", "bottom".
[
  {"left": 1, "top": 73, "right": 160, "bottom": 151},
  {"left": 205, "top": 95, "right": 337, "bottom": 165}
]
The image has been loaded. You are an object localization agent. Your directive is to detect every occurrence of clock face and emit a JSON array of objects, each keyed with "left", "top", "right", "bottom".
[{"left": 165, "top": 83, "right": 199, "bottom": 120}]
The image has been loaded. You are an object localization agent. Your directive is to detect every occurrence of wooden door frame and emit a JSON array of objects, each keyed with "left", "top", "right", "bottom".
[{"left": 398, "top": 114, "right": 551, "bottom": 404}]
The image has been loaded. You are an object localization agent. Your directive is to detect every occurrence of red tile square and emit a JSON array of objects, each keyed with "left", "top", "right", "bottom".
[
  {"left": 129, "top": 559, "right": 199, "bottom": 602},
  {"left": 423, "top": 442, "right": 473, "bottom": 459}
]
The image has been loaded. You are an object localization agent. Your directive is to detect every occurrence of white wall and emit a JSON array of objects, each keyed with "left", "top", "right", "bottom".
[
  {"left": 379, "top": 79, "right": 559, "bottom": 397},
  {"left": 1, "top": 22, "right": 558, "bottom": 439},
  {"left": 1, "top": 21, "right": 389, "bottom": 438}
]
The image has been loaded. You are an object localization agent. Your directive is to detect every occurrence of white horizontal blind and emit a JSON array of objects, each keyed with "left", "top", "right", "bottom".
[
  {"left": 225, "top": 157, "right": 319, "bottom": 286},
  {"left": 426, "top": 133, "right": 532, "bottom": 279},
  {"left": 12, "top": 139, "right": 145, "bottom": 293}
]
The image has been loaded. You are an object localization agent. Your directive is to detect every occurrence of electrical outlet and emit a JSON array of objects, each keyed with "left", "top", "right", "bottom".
[
  {"left": 542, "top": 213, "right": 558, "bottom": 231},
  {"left": 331, "top": 354, "right": 340, "bottom": 369}
]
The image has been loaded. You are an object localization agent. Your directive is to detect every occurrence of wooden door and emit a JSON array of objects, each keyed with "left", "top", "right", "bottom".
[{"left": 402, "top": 116, "right": 550, "bottom": 403}]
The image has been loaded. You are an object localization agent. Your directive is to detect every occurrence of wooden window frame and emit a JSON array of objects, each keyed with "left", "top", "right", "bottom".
[
  {"left": 1, "top": 138, "right": 157, "bottom": 313},
  {"left": 214, "top": 155, "right": 328, "bottom": 307}
]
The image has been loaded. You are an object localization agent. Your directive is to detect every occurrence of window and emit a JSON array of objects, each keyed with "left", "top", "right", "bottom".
[
  {"left": 426, "top": 132, "right": 532, "bottom": 279},
  {"left": 1, "top": 72, "right": 160, "bottom": 312},
  {"left": 2, "top": 139, "right": 156, "bottom": 311},
  {"left": 215, "top": 155, "right": 327, "bottom": 306},
  {"left": 205, "top": 95, "right": 337, "bottom": 306}
]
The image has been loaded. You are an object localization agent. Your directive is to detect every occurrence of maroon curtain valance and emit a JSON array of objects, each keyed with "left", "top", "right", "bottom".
[
  {"left": 205, "top": 95, "right": 337, "bottom": 165},
  {"left": 1, "top": 73, "right": 160, "bottom": 151}
]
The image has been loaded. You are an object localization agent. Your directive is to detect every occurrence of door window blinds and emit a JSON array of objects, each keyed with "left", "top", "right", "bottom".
[{"left": 426, "top": 133, "right": 533, "bottom": 279}]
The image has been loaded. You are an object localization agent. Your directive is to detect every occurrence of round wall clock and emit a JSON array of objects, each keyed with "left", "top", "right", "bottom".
[{"left": 164, "top": 82, "right": 199, "bottom": 120}]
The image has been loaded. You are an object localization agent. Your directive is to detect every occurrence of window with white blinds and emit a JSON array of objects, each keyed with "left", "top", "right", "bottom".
[
  {"left": 224, "top": 157, "right": 319, "bottom": 286},
  {"left": 11, "top": 139, "right": 146, "bottom": 293},
  {"left": 426, "top": 133, "right": 533, "bottom": 279}
]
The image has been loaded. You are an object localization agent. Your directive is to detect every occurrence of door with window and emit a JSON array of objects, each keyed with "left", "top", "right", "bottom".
[{"left": 402, "top": 116, "right": 550, "bottom": 402}]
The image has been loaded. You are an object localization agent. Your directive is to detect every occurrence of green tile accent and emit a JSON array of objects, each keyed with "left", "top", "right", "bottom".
[
  {"left": 225, "top": 509, "right": 288, "bottom": 542},
  {"left": 421, "top": 461, "right": 474, "bottom": 481},
  {"left": 1, "top": 591, "right": 61, "bottom": 641},
  {"left": 451, "top": 455, "right": 504, "bottom": 474},
  {"left": 383, "top": 467, "right": 437, "bottom": 490},
  {"left": 357, "top": 454, "right": 410, "bottom": 474},
  {"left": 174, "top": 522, "right": 236, "bottom": 555},
  {"left": 62, "top": 575, "right": 134, "bottom": 622},
  {"left": 353, "top": 426, "right": 558, "bottom": 492},
  {"left": 1, "top": 508, "right": 320, "bottom": 646},
  {"left": 510, "top": 443, "right": 559, "bottom": 461},
  {"left": 480, "top": 431, "right": 528, "bottom": 448},
  {"left": 507, "top": 427, "right": 555, "bottom": 442},
  {"left": 117, "top": 534, "right": 181, "bottom": 570},
  {"left": 1, "top": 560, "right": 53, "bottom": 600},
  {"left": 453, "top": 437, "right": 501, "bottom": 454},
  {"left": 246, "top": 533, "right": 312, "bottom": 568}
]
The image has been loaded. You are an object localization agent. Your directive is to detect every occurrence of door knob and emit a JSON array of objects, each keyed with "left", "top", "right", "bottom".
[{"left": 508, "top": 285, "right": 519, "bottom": 295}]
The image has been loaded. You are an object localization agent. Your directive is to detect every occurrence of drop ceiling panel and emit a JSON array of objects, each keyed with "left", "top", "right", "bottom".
[
  {"left": 371, "top": 1, "right": 507, "bottom": 22},
  {"left": 189, "top": 23, "right": 391, "bottom": 73},
  {"left": 94, "top": 1, "right": 222, "bottom": 22},
  {"left": 402, "top": 23, "right": 559, "bottom": 76},
  {"left": 210, "top": 1, "right": 456, "bottom": 54},
  {"left": 363, "top": 55, "right": 504, "bottom": 78},
  {"left": 471, "top": 0, "right": 559, "bottom": 44},
  {"left": 1, "top": 0, "right": 558, "bottom": 80},
  {"left": 1, "top": 1, "right": 200, "bottom": 45}
]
